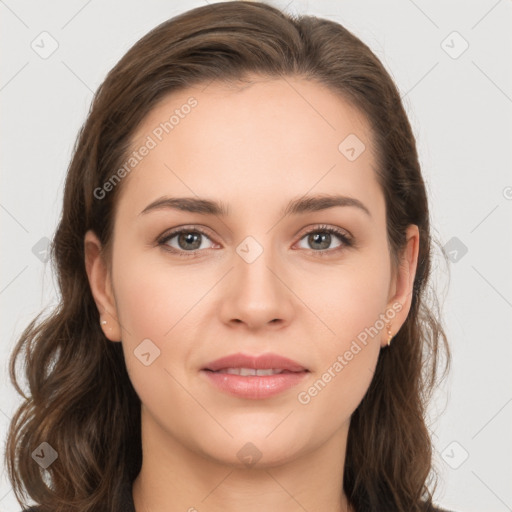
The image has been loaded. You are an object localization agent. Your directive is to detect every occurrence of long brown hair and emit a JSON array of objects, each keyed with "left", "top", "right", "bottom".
[{"left": 5, "top": 2, "right": 450, "bottom": 511}]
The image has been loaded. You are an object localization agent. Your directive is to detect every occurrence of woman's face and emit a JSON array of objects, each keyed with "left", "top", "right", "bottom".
[{"left": 85, "top": 76, "right": 418, "bottom": 468}]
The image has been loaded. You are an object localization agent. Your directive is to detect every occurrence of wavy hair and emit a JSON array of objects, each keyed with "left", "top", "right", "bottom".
[{"left": 5, "top": 2, "right": 450, "bottom": 511}]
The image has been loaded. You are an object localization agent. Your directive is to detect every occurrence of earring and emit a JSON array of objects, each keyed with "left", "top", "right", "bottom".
[
  {"left": 100, "top": 319, "right": 107, "bottom": 326},
  {"left": 386, "top": 323, "right": 393, "bottom": 346}
]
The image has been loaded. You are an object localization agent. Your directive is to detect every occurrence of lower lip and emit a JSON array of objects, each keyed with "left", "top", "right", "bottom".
[{"left": 201, "top": 370, "right": 309, "bottom": 399}]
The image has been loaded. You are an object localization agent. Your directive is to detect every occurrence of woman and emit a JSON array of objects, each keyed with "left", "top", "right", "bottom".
[{"left": 6, "top": 2, "right": 453, "bottom": 511}]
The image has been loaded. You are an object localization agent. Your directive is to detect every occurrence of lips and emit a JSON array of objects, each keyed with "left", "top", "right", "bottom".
[
  {"left": 203, "top": 352, "right": 308, "bottom": 374},
  {"left": 201, "top": 352, "right": 309, "bottom": 399}
]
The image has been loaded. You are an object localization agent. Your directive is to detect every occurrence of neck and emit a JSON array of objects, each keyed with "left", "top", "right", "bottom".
[{"left": 132, "top": 407, "right": 354, "bottom": 512}]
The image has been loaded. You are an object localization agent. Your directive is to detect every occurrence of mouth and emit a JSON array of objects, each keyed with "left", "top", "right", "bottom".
[{"left": 200, "top": 353, "right": 309, "bottom": 399}]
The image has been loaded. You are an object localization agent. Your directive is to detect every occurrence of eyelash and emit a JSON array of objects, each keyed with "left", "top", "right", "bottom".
[{"left": 157, "top": 224, "right": 353, "bottom": 258}]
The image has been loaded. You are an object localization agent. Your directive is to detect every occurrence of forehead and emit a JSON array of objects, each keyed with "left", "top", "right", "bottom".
[{"left": 114, "top": 76, "right": 381, "bottom": 222}]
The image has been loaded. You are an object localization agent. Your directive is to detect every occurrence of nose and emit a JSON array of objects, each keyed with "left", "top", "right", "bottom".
[{"left": 219, "top": 239, "right": 295, "bottom": 331}]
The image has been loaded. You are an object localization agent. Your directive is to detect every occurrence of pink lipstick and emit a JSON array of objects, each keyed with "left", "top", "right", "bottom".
[{"left": 201, "top": 352, "right": 309, "bottom": 400}]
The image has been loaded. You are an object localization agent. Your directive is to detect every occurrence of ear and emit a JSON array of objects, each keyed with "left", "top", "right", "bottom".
[
  {"left": 381, "top": 224, "right": 420, "bottom": 347},
  {"left": 84, "top": 230, "right": 122, "bottom": 342}
]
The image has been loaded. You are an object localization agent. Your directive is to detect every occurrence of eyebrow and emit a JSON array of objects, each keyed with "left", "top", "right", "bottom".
[{"left": 139, "top": 194, "right": 371, "bottom": 218}]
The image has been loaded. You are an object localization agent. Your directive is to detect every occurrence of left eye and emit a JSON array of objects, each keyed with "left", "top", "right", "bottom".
[{"left": 296, "top": 226, "right": 352, "bottom": 252}]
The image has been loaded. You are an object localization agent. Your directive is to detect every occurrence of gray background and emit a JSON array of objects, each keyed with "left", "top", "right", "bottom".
[{"left": 1, "top": 1, "right": 511, "bottom": 511}]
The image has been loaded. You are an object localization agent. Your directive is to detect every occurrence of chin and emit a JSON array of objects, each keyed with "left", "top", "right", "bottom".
[{"left": 196, "top": 432, "right": 306, "bottom": 469}]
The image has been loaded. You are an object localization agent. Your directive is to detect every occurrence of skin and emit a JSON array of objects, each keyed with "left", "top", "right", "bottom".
[{"left": 84, "top": 75, "right": 419, "bottom": 512}]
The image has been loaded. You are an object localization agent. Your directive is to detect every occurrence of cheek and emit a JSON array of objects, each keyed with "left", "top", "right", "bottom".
[
  {"left": 111, "top": 249, "right": 216, "bottom": 396},
  {"left": 294, "top": 290, "right": 384, "bottom": 425},
  {"left": 295, "top": 341, "right": 379, "bottom": 436},
  {"left": 293, "top": 256, "right": 389, "bottom": 410},
  {"left": 111, "top": 253, "right": 204, "bottom": 414},
  {"left": 302, "top": 256, "right": 391, "bottom": 345},
  {"left": 112, "top": 249, "right": 210, "bottom": 343}
]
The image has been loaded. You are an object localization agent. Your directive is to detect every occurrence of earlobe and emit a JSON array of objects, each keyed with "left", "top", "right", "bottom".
[
  {"left": 84, "top": 230, "right": 122, "bottom": 342},
  {"left": 382, "top": 224, "right": 420, "bottom": 347}
]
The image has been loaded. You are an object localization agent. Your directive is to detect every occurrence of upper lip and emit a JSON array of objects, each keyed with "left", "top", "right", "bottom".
[{"left": 203, "top": 352, "right": 308, "bottom": 372}]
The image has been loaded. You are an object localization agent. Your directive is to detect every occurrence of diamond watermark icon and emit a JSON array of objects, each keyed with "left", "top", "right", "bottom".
[
  {"left": 338, "top": 134, "right": 366, "bottom": 162},
  {"left": 31, "top": 31, "right": 59, "bottom": 59},
  {"left": 32, "top": 442, "right": 58, "bottom": 469},
  {"left": 441, "top": 31, "right": 469, "bottom": 60},
  {"left": 443, "top": 236, "right": 468, "bottom": 263},
  {"left": 236, "top": 442, "right": 262, "bottom": 467},
  {"left": 134, "top": 338, "right": 161, "bottom": 366},
  {"left": 236, "top": 236, "right": 264, "bottom": 264},
  {"left": 32, "top": 237, "right": 51, "bottom": 263},
  {"left": 441, "top": 441, "right": 469, "bottom": 469}
]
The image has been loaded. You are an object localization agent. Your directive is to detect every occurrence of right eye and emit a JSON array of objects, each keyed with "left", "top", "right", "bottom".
[{"left": 157, "top": 226, "right": 218, "bottom": 256}]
